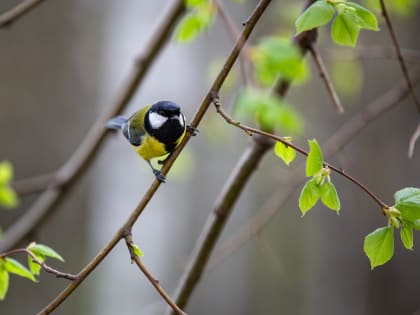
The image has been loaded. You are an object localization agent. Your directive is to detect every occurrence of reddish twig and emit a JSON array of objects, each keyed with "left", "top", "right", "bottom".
[
  {"left": 212, "top": 95, "right": 389, "bottom": 211},
  {"left": 0, "top": 248, "right": 77, "bottom": 281}
]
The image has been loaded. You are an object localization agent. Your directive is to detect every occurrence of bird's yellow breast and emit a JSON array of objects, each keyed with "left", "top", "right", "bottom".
[{"left": 134, "top": 134, "right": 167, "bottom": 161}]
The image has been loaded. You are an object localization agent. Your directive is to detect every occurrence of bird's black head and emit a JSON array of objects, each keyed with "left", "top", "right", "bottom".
[{"left": 145, "top": 100, "right": 186, "bottom": 152}]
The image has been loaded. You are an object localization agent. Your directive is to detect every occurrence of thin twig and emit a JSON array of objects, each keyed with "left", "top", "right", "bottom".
[
  {"left": 379, "top": 0, "right": 420, "bottom": 158},
  {"left": 124, "top": 234, "right": 187, "bottom": 315},
  {"left": 214, "top": 0, "right": 254, "bottom": 86},
  {"left": 208, "top": 64, "right": 420, "bottom": 271},
  {"left": 212, "top": 95, "right": 389, "bottom": 210},
  {"left": 0, "top": 248, "right": 77, "bottom": 281},
  {"left": 309, "top": 43, "right": 344, "bottom": 114},
  {"left": 0, "top": 0, "right": 187, "bottom": 254},
  {"left": 0, "top": 0, "right": 46, "bottom": 27},
  {"left": 379, "top": 0, "right": 420, "bottom": 113},
  {"left": 39, "top": 0, "right": 266, "bottom": 313}
]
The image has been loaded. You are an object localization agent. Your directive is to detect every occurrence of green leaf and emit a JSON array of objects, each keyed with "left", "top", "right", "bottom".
[
  {"left": 274, "top": 141, "right": 296, "bottom": 166},
  {"left": 252, "top": 36, "right": 309, "bottom": 86},
  {"left": 364, "top": 226, "right": 394, "bottom": 269},
  {"left": 295, "top": 0, "right": 336, "bottom": 34},
  {"left": 0, "top": 186, "right": 18, "bottom": 209},
  {"left": 5, "top": 257, "right": 36, "bottom": 282},
  {"left": 175, "top": 3, "right": 215, "bottom": 43},
  {"left": 320, "top": 181, "right": 341, "bottom": 212},
  {"left": 0, "top": 161, "right": 13, "bottom": 185},
  {"left": 184, "top": 0, "right": 208, "bottom": 7},
  {"left": 130, "top": 243, "right": 144, "bottom": 258},
  {"left": 345, "top": 2, "right": 379, "bottom": 31},
  {"left": 0, "top": 261, "right": 9, "bottom": 300},
  {"left": 400, "top": 225, "right": 414, "bottom": 250},
  {"left": 299, "top": 178, "right": 321, "bottom": 215},
  {"left": 394, "top": 187, "right": 420, "bottom": 222},
  {"left": 28, "top": 253, "right": 44, "bottom": 276},
  {"left": 306, "top": 139, "right": 323, "bottom": 177},
  {"left": 28, "top": 243, "right": 64, "bottom": 262},
  {"left": 331, "top": 9, "right": 361, "bottom": 47}
]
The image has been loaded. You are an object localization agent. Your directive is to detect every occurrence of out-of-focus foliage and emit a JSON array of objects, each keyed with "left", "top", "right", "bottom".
[
  {"left": 0, "top": 161, "right": 18, "bottom": 209},
  {"left": 175, "top": 0, "right": 215, "bottom": 43},
  {"left": 234, "top": 88, "right": 304, "bottom": 134},
  {"left": 251, "top": 36, "right": 309, "bottom": 85}
]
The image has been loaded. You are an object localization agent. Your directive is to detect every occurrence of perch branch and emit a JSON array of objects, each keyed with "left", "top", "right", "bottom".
[
  {"left": 39, "top": 0, "right": 267, "bottom": 313},
  {"left": 0, "top": 0, "right": 187, "bottom": 254}
]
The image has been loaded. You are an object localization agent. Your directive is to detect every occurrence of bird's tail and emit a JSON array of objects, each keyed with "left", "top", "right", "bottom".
[{"left": 105, "top": 116, "right": 127, "bottom": 130}]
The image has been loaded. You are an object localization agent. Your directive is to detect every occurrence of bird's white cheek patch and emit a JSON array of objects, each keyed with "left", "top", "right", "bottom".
[{"left": 149, "top": 112, "right": 168, "bottom": 129}]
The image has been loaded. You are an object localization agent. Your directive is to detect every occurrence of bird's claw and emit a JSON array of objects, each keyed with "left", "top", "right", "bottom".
[
  {"left": 153, "top": 169, "right": 166, "bottom": 183},
  {"left": 187, "top": 124, "right": 198, "bottom": 136}
]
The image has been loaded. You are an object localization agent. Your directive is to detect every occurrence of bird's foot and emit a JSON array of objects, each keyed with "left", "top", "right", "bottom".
[
  {"left": 153, "top": 169, "right": 166, "bottom": 183},
  {"left": 187, "top": 124, "right": 199, "bottom": 136}
]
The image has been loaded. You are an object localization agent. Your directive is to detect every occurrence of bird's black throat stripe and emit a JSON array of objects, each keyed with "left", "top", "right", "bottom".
[{"left": 144, "top": 112, "right": 185, "bottom": 153}]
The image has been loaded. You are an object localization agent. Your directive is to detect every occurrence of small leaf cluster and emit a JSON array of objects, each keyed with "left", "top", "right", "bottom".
[
  {"left": 364, "top": 188, "right": 420, "bottom": 269},
  {"left": 175, "top": 0, "right": 215, "bottom": 43},
  {"left": 251, "top": 36, "right": 309, "bottom": 86},
  {"left": 234, "top": 88, "right": 303, "bottom": 134},
  {"left": 0, "top": 243, "right": 64, "bottom": 300},
  {"left": 0, "top": 161, "right": 18, "bottom": 209},
  {"left": 299, "top": 139, "right": 340, "bottom": 215},
  {"left": 295, "top": 0, "right": 379, "bottom": 47}
]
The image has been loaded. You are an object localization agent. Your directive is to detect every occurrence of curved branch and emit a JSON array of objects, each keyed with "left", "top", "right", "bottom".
[{"left": 208, "top": 63, "right": 420, "bottom": 271}]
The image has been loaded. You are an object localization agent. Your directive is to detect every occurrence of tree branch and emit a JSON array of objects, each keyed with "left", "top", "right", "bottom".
[
  {"left": 38, "top": 0, "right": 267, "bottom": 312},
  {"left": 208, "top": 63, "right": 420, "bottom": 271},
  {"left": 0, "top": 247, "right": 77, "bottom": 281},
  {"left": 124, "top": 233, "right": 187, "bottom": 315},
  {"left": 308, "top": 43, "right": 344, "bottom": 114},
  {"left": 0, "top": 0, "right": 187, "bottom": 254},
  {"left": 212, "top": 95, "right": 389, "bottom": 210},
  {"left": 168, "top": 1, "right": 318, "bottom": 313}
]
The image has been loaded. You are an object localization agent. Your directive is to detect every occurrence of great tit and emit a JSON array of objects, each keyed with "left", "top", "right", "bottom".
[{"left": 106, "top": 100, "right": 193, "bottom": 183}]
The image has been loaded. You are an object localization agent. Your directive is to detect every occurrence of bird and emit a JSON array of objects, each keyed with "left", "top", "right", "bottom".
[{"left": 105, "top": 100, "right": 195, "bottom": 183}]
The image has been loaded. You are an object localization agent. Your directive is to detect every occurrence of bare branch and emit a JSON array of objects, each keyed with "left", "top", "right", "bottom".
[
  {"left": 379, "top": 0, "right": 420, "bottom": 114},
  {"left": 0, "top": 0, "right": 46, "bottom": 27},
  {"left": 309, "top": 43, "right": 344, "bottom": 114},
  {"left": 39, "top": 0, "right": 267, "bottom": 313},
  {"left": 124, "top": 234, "right": 186, "bottom": 315},
  {"left": 168, "top": 1, "right": 318, "bottom": 313}
]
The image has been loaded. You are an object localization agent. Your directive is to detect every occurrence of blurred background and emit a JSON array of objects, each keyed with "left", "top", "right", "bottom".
[{"left": 0, "top": 0, "right": 419, "bottom": 314}]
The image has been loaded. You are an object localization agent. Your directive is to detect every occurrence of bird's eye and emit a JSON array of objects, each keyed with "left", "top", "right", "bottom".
[{"left": 158, "top": 110, "right": 165, "bottom": 116}]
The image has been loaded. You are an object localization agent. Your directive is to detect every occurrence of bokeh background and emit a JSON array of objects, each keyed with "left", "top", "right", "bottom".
[{"left": 0, "top": 0, "right": 419, "bottom": 314}]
